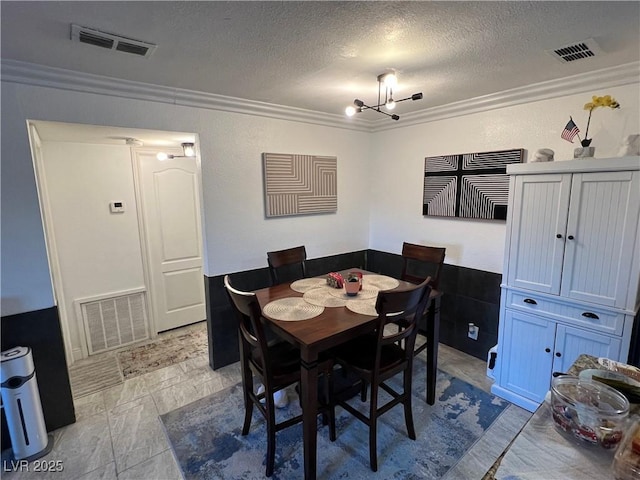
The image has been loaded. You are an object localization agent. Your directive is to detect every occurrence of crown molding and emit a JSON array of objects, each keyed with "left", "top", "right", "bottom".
[
  {"left": 2, "top": 60, "right": 638, "bottom": 134},
  {"left": 0, "top": 60, "right": 373, "bottom": 132},
  {"left": 371, "top": 61, "right": 640, "bottom": 132}
]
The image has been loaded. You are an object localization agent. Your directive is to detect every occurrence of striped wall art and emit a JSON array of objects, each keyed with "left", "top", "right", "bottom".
[
  {"left": 263, "top": 153, "right": 337, "bottom": 217},
  {"left": 423, "top": 148, "right": 524, "bottom": 220}
]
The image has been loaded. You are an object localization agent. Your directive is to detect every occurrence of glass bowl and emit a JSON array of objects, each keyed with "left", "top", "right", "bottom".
[{"left": 550, "top": 375, "right": 629, "bottom": 449}]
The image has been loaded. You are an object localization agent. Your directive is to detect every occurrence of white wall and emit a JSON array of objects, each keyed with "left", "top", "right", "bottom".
[
  {"left": 0, "top": 82, "right": 372, "bottom": 316},
  {"left": 2, "top": 76, "right": 637, "bottom": 316},
  {"left": 39, "top": 142, "right": 146, "bottom": 353},
  {"left": 369, "top": 83, "right": 640, "bottom": 273}
]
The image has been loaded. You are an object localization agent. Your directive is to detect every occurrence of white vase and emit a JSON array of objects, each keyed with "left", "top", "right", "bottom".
[{"left": 574, "top": 146, "right": 595, "bottom": 158}]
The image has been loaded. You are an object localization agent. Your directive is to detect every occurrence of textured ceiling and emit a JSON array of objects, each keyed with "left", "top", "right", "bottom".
[{"left": 2, "top": 1, "right": 639, "bottom": 121}]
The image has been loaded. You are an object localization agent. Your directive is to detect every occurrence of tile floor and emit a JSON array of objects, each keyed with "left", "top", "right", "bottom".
[{"left": 1, "top": 336, "right": 530, "bottom": 480}]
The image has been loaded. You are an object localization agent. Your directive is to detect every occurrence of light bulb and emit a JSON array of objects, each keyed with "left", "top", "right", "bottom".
[
  {"left": 345, "top": 105, "right": 356, "bottom": 117},
  {"left": 383, "top": 73, "right": 397, "bottom": 88},
  {"left": 182, "top": 143, "right": 195, "bottom": 157},
  {"left": 157, "top": 152, "right": 169, "bottom": 161},
  {"left": 386, "top": 99, "right": 396, "bottom": 110}
]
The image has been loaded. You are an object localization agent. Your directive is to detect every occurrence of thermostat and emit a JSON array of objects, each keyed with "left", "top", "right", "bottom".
[{"left": 109, "top": 201, "right": 125, "bottom": 213}]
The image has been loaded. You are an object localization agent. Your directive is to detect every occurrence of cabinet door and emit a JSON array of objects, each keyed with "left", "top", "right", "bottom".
[
  {"left": 553, "top": 324, "right": 622, "bottom": 374},
  {"left": 561, "top": 171, "right": 640, "bottom": 308},
  {"left": 507, "top": 174, "right": 571, "bottom": 294},
  {"left": 500, "top": 310, "right": 556, "bottom": 404}
]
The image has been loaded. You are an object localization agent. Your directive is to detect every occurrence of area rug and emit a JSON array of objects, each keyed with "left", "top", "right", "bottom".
[
  {"left": 117, "top": 322, "right": 208, "bottom": 379},
  {"left": 68, "top": 354, "right": 123, "bottom": 398},
  {"left": 160, "top": 359, "right": 508, "bottom": 479}
]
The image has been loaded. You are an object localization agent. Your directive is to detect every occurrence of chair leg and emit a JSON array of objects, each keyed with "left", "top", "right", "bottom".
[
  {"left": 265, "top": 394, "right": 277, "bottom": 477},
  {"left": 242, "top": 399, "right": 253, "bottom": 436},
  {"left": 241, "top": 367, "right": 253, "bottom": 436},
  {"left": 360, "top": 380, "right": 368, "bottom": 402},
  {"left": 327, "top": 369, "right": 336, "bottom": 441},
  {"left": 369, "top": 382, "right": 379, "bottom": 472},
  {"left": 403, "top": 367, "right": 416, "bottom": 440}
]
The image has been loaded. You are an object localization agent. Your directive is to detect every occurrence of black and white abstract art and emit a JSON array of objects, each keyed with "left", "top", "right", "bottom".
[{"left": 423, "top": 148, "right": 524, "bottom": 220}]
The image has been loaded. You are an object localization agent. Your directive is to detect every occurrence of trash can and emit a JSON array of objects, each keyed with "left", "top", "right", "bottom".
[
  {"left": 486, "top": 344, "right": 498, "bottom": 379},
  {"left": 1, "top": 346, "right": 52, "bottom": 460}
]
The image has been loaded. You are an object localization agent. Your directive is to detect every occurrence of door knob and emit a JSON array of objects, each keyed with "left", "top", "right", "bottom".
[
  {"left": 555, "top": 352, "right": 562, "bottom": 357},
  {"left": 556, "top": 234, "right": 562, "bottom": 239},
  {"left": 567, "top": 235, "right": 574, "bottom": 240},
  {"left": 545, "top": 348, "right": 551, "bottom": 353}
]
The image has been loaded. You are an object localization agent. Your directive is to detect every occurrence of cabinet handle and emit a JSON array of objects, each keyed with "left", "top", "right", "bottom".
[
  {"left": 523, "top": 298, "right": 537, "bottom": 305},
  {"left": 556, "top": 234, "right": 562, "bottom": 239},
  {"left": 545, "top": 348, "right": 551, "bottom": 353},
  {"left": 567, "top": 235, "right": 574, "bottom": 240},
  {"left": 581, "top": 312, "right": 600, "bottom": 320},
  {"left": 555, "top": 352, "right": 562, "bottom": 357}
]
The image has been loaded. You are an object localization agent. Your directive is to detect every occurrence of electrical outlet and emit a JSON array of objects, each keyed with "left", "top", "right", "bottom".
[{"left": 468, "top": 323, "right": 479, "bottom": 341}]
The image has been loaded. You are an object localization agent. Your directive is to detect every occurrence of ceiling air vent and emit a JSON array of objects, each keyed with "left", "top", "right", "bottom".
[
  {"left": 546, "top": 38, "right": 602, "bottom": 64},
  {"left": 71, "top": 24, "right": 156, "bottom": 58}
]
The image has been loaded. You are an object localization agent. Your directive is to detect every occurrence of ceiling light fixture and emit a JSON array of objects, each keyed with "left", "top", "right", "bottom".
[
  {"left": 345, "top": 71, "right": 423, "bottom": 121},
  {"left": 157, "top": 142, "right": 196, "bottom": 161}
]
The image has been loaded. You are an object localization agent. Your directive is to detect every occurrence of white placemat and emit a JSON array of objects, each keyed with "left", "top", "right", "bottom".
[
  {"left": 345, "top": 299, "right": 378, "bottom": 316},
  {"left": 290, "top": 278, "right": 327, "bottom": 293},
  {"left": 302, "top": 287, "right": 348, "bottom": 307},
  {"left": 263, "top": 297, "right": 324, "bottom": 321},
  {"left": 362, "top": 274, "right": 400, "bottom": 291},
  {"left": 328, "top": 286, "right": 379, "bottom": 300}
]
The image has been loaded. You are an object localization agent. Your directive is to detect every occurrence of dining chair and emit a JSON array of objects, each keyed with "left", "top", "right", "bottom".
[
  {"left": 267, "top": 245, "right": 307, "bottom": 285},
  {"left": 330, "top": 277, "right": 432, "bottom": 472},
  {"left": 224, "top": 275, "right": 335, "bottom": 476},
  {"left": 400, "top": 242, "right": 446, "bottom": 289},
  {"left": 400, "top": 242, "right": 446, "bottom": 357}
]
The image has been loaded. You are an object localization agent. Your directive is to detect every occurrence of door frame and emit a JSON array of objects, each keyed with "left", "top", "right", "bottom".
[
  {"left": 28, "top": 123, "right": 76, "bottom": 365},
  {"left": 27, "top": 121, "right": 206, "bottom": 365}
]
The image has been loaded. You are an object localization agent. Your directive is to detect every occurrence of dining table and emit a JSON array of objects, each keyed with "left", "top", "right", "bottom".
[{"left": 254, "top": 268, "right": 442, "bottom": 480}]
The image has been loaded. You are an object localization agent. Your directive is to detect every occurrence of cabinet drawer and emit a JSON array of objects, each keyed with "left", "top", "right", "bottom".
[{"left": 506, "top": 291, "right": 624, "bottom": 335}]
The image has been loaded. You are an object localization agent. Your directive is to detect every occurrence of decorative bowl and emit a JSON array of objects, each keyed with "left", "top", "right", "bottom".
[{"left": 550, "top": 375, "right": 629, "bottom": 450}]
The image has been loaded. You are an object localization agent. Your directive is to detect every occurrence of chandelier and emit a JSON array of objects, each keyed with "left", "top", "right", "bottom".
[{"left": 345, "top": 71, "right": 423, "bottom": 121}]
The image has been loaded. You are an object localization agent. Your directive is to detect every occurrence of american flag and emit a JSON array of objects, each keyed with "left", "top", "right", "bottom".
[{"left": 561, "top": 118, "right": 580, "bottom": 143}]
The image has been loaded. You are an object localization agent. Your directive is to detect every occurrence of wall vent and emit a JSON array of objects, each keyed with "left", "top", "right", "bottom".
[
  {"left": 546, "top": 38, "right": 602, "bottom": 64},
  {"left": 79, "top": 291, "right": 150, "bottom": 355},
  {"left": 70, "top": 24, "right": 156, "bottom": 58}
]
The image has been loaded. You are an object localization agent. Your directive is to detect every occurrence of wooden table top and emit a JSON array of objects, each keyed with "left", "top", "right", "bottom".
[{"left": 254, "top": 269, "right": 415, "bottom": 354}]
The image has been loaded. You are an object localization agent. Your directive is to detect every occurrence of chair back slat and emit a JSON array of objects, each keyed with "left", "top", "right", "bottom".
[
  {"left": 224, "top": 275, "right": 272, "bottom": 367},
  {"left": 267, "top": 245, "right": 307, "bottom": 284},
  {"left": 401, "top": 242, "right": 446, "bottom": 289},
  {"left": 374, "top": 277, "right": 432, "bottom": 361}
]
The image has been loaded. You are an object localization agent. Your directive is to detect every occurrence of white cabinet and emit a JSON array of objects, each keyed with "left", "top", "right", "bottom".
[
  {"left": 492, "top": 157, "right": 640, "bottom": 412},
  {"left": 500, "top": 309, "right": 622, "bottom": 405}
]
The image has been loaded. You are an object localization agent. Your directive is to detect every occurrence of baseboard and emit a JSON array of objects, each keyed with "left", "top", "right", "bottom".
[
  {"left": 491, "top": 384, "right": 540, "bottom": 413},
  {"left": 72, "top": 347, "right": 83, "bottom": 362}
]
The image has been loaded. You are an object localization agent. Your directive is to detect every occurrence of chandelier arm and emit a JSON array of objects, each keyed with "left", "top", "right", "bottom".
[{"left": 394, "top": 93, "right": 422, "bottom": 103}]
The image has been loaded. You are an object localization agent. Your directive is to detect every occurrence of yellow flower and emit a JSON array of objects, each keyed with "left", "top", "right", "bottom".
[{"left": 583, "top": 95, "right": 620, "bottom": 111}]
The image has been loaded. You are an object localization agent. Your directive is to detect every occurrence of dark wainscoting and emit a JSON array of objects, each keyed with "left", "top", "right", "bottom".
[
  {"left": 206, "top": 249, "right": 500, "bottom": 369},
  {"left": 1, "top": 307, "right": 76, "bottom": 450},
  {"left": 366, "top": 250, "right": 500, "bottom": 361}
]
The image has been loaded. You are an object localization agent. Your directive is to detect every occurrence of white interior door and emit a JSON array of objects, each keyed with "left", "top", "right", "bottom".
[{"left": 137, "top": 150, "right": 206, "bottom": 332}]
